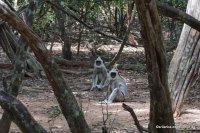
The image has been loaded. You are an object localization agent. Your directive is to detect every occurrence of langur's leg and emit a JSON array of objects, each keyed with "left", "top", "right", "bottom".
[
  {"left": 100, "top": 76, "right": 107, "bottom": 88},
  {"left": 91, "top": 75, "right": 98, "bottom": 91},
  {"left": 114, "top": 91, "right": 125, "bottom": 102},
  {"left": 107, "top": 88, "right": 118, "bottom": 103},
  {"left": 106, "top": 88, "right": 124, "bottom": 103},
  {"left": 97, "top": 80, "right": 104, "bottom": 90},
  {"left": 96, "top": 75, "right": 104, "bottom": 90}
]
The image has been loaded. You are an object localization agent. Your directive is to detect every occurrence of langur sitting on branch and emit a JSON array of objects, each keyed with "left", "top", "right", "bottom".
[
  {"left": 102, "top": 67, "right": 129, "bottom": 103},
  {"left": 90, "top": 56, "right": 108, "bottom": 91}
]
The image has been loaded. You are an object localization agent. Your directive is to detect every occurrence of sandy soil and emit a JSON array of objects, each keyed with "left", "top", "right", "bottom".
[{"left": 0, "top": 45, "right": 200, "bottom": 133}]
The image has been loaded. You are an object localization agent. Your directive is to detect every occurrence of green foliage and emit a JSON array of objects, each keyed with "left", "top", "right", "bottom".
[
  {"left": 8, "top": 0, "right": 27, "bottom": 7},
  {"left": 33, "top": 3, "right": 55, "bottom": 35},
  {"left": 182, "top": 129, "right": 190, "bottom": 133},
  {"left": 111, "top": 0, "right": 123, "bottom": 9},
  {"left": 160, "top": 0, "right": 188, "bottom": 10},
  {"left": 47, "top": 105, "right": 61, "bottom": 118}
]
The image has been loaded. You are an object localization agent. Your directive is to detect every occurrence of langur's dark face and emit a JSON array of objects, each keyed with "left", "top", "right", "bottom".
[
  {"left": 110, "top": 72, "right": 117, "bottom": 79},
  {"left": 96, "top": 60, "right": 102, "bottom": 66}
]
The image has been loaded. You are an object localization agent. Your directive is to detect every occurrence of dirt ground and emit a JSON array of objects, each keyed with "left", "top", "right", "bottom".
[{"left": 0, "top": 44, "right": 200, "bottom": 133}]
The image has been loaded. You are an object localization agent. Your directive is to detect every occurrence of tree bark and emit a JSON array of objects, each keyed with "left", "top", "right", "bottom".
[
  {"left": 0, "top": 16, "right": 43, "bottom": 77},
  {"left": 168, "top": 0, "right": 200, "bottom": 117},
  {"left": 0, "top": 39, "right": 27, "bottom": 133},
  {"left": 0, "top": 2, "right": 39, "bottom": 132},
  {"left": 0, "top": 1, "right": 90, "bottom": 133},
  {"left": 0, "top": 24, "right": 16, "bottom": 64},
  {"left": 135, "top": 0, "right": 176, "bottom": 132},
  {"left": 0, "top": 91, "right": 48, "bottom": 133},
  {"left": 52, "top": 0, "right": 72, "bottom": 60},
  {"left": 156, "top": 1, "right": 200, "bottom": 32}
]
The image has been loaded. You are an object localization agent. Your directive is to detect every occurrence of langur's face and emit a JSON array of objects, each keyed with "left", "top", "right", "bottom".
[
  {"left": 95, "top": 57, "right": 103, "bottom": 67},
  {"left": 109, "top": 68, "right": 118, "bottom": 80},
  {"left": 110, "top": 72, "right": 117, "bottom": 78},
  {"left": 96, "top": 60, "right": 102, "bottom": 66}
]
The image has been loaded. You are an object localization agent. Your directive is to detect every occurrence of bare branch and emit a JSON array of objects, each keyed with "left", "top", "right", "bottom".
[
  {"left": 122, "top": 103, "right": 147, "bottom": 133},
  {"left": 107, "top": 3, "right": 136, "bottom": 69},
  {"left": 45, "top": 0, "right": 139, "bottom": 47},
  {"left": 157, "top": 1, "right": 200, "bottom": 32}
]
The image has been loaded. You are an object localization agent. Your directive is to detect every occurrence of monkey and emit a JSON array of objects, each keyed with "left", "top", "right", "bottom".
[
  {"left": 90, "top": 56, "right": 108, "bottom": 91},
  {"left": 102, "top": 67, "right": 129, "bottom": 103}
]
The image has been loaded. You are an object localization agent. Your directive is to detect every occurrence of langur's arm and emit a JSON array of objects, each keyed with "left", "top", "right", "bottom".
[
  {"left": 102, "top": 75, "right": 110, "bottom": 89},
  {"left": 107, "top": 88, "right": 119, "bottom": 103},
  {"left": 91, "top": 70, "right": 97, "bottom": 90},
  {"left": 119, "top": 83, "right": 129, "bottom": 98}
]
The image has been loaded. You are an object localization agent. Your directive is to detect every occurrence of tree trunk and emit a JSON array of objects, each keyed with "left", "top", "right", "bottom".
[
  {"left": 0, "top": 19, "right": 42, "bottom": 77},
  {"left": 52, "top": 0, "right": 72, "bottom": 60},
  {"left": 0, "top": 91, "right": 48, "bottom": 133},
  {"left": 0, "top": 39, "right": 27, "bottom": 133},
  {"left": 0, "top": 2, "right": 90, "bottom": 133},
  {"left": 0, "top": 24, "right": 16, "bottom": 64},
  {"left": 0, "top": 2, "right": 38, "bottom": 132},
  {"left": 135, "top": 0, "right": 176, "bottom": 132},
  {"left": 168, "top": 0, "right": 200, "bottom": 117}
]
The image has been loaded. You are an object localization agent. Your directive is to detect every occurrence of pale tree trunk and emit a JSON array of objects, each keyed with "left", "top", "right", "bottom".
[
  {"left": 135, "top": 0, "right": 175, "bottom": 133},
  {"left": 168, "top": 0, "right": 200, "bottom": 117}
]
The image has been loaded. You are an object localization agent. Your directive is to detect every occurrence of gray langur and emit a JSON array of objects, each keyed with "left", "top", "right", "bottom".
[
  {"left": 103, "top": 67, "right": 129, "bottom": 103},
  {"left": 90, "top": 56, "right": 108, "bottom": 91}
]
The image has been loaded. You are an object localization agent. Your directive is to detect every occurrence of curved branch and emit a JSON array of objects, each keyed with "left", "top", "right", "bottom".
[
  {"left": 157, "top": 1, "right": 200, "bottom": 32},
  {"left": 122, "top": 103, "right": 147, "bottom": 133}
]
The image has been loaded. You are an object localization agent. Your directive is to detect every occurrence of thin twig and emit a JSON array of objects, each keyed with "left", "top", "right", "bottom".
[{"left": 107, "top": 2, "right": 136, "bottom": 69}]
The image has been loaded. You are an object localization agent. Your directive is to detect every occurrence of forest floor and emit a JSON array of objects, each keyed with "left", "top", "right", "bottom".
[{"left": 0, "top": 43, "right": 200, "bottom": 133}]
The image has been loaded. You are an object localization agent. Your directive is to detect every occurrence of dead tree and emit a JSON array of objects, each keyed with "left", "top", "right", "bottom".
[
  {"left": 135, "top": 0, "right": 176, "bottom": 132},
  {"left": 168, "top": 0, "right": 200, "bottom": 117},
  {"left": 0, "top": 1, "right": 90, "bottom": 133}
]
